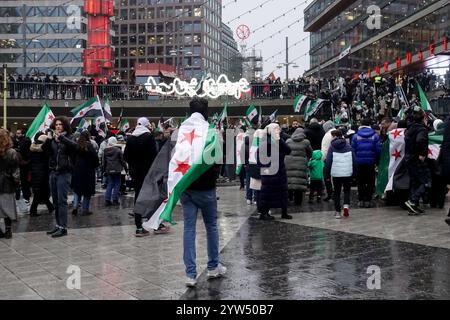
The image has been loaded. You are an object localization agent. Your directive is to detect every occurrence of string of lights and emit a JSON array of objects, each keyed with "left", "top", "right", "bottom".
[
  {"left": 226, "top": 0, "right": 277, "bottom": 24},
  {"left": 251, "top": 0, "right": 309, "bottom": 35},
  {"left": 264, "top": 35, "right": 310, "bottom": 62}
]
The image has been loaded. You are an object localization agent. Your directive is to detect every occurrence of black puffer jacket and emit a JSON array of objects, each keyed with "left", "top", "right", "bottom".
[
  {"left": 405, "top": 122, "right": 429, "bottom": 160},
  {"left": 72, "top": 143, "right": 99, "bottom": 196},
  {"left": 42, "top": 134, "right": 77, "bottom": 173},
  {"left": 304, "top": 122, "right": 325, "bottom": 150},
  {"left": 29, "top": 143, "right": 50, "bottom": 193},
  {"left": 441, "top": 116, "right": 450, "bottom": 184}
]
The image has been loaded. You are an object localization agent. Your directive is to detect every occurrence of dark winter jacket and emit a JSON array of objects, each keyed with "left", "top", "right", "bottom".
[
  {"left": 441, "top": 116, "right": 450, "bottom": 184},
  {"left": 71, "top": 143, "right": 99, "bottom": 196},
  {"left": 325, "top": 138, "right": 357, "bottom": 179},
  {"left": 285, "top": 130, "right": 312, "bottom": 191},
  {"left": 42, "top": 134, "right": 77, "bottom": 173},
  {"left": 103, "top": 146, "right": 127, "bottom": 175},
  {"left": 0, "top": 149, "right": 20, "bottom": 194},
  {"left": 258, "top": 137, "right": 291, "bottom": 209},
  {"left": 243, "top": 128, "right": 260, "bottom": 179},
  {"left": 13, "top": 136, "right": 31, "bottom": 167},
  {"left": 351, "top": 127, "right": 381, "bottom": 166},
  {"left": 29, "top": 143, "right": 50, "bottom": 193},
  {"left": 304, "top": 122, "right": 325, "bottom": 150},
  {"left": 124, "top": 132, "right": 157, "bottom": 178},
  {"left": 405, "top": 122, "right": 429, "bottom": 161}
]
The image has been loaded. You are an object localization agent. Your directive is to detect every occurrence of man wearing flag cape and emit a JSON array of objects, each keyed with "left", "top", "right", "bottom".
[{"left": 141, "top": 97, "right": 225, "bottom": 288}]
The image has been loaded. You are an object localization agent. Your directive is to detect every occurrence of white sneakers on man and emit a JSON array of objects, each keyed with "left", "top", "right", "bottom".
[{"left": 207, "top": 263, "right": 227, "bottom": 279}]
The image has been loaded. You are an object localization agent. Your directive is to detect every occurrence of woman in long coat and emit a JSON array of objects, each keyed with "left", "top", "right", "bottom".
[
  {"left": 257, "top": 123, "right": 292, "bottom": 220},
  {"left": 71, "top": 131, "right": 99, "bottom": 216},
  {"left": 285, "top": 128, "right": 313, "bottom": 205},
  {"left": 29, "top": 132, "right": 54, "bottom": 216},
  {"left": 0, "top": 129, "right": 20, "bottom": 239}
]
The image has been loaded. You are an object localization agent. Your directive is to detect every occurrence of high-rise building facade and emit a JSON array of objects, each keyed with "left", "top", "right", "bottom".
[
  {"left": 221, "top": 22, "right": 242, "bottom": 81},
  {"left": 113, "top": 0, "right": 222, "bottom": 83},
  {"left": 304, "top": 0, "right": 450, "bottom": 79},
  {"left": 0, "top": 0, "right": 86, "bottom": 78}
]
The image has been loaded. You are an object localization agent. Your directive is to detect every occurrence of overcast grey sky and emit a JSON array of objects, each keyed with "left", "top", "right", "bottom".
[{"left": 222, "top": 0, "right": 312, "bottom": 80}]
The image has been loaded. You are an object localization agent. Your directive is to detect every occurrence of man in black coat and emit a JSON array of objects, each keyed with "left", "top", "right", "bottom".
[
  {"left": 124, "top": 117, "right": 158, "bottom": 237},
  {"left": 304, "top": 119, "right": 325, "bottom": 150},
  {"left": 404, "top": 110, "right": 431, "bottom": 215},
  {"left": 441, "top": 116, "right": 450, "bottom": 225},
  {"left": 13, "top": 128, "right": 32, "bottom": 204}
]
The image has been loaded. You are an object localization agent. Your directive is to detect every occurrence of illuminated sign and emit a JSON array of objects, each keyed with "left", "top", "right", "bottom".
[{"left": 144, "top": 74, "right": 251, "bottom": 99}]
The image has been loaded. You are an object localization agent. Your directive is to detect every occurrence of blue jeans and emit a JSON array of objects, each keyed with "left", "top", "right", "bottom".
[
  {"left": 181, "top": 189, "right": 219, "bottom": 279},
  {"left": 105, "top": 173, "right": 121, "bottom": 202},
  {"left": 49, "top": 171, "right": 71, "bottom": 229},
  {"left": 73, "top": 193, "right": 91, "bottom": 212}
]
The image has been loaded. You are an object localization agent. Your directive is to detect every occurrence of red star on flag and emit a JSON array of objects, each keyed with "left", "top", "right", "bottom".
[
  {"left": 174, "top": 158, "right": 191, "bottom": 175},
  {"left": 182, "top": 129, "right": 201, "bottom": 145},
  {"left": 428, "top": 148, "right": 434, "bottom": 156},
  {"left": 391, "top": 130, "right": 402, "bottom": 139},
  {"left": 48, "top": 114, "right": 54, "bottom": 120},
  {"left": 392, "top": 149, "right": 402, "bottom": 161},
  {"left": 79, "top": 111, "right": 84, "bottom": 116}
]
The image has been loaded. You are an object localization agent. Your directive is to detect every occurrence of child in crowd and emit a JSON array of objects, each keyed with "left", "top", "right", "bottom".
[{"left": 308, "top": 150, "right": 325, "bottom": 203}]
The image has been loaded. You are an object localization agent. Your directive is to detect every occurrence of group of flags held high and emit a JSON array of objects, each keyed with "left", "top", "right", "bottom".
[{"left": 293, "top": 95, "right": 327, "bottom": 121}]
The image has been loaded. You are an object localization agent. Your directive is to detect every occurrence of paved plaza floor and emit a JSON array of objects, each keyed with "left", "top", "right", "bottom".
[{"left": 1, "top": 186, "right": 450, "bottom": 300}]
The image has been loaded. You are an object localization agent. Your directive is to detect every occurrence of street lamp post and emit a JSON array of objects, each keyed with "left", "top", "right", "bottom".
[{"left": 3, "top": 64, "right": 7, "bottom": 129}]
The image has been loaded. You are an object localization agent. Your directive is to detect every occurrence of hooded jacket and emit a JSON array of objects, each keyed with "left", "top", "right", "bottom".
[
  {"left": 103, "top": 146, "right": 128, "bottom": 175},
  {"left": 308, "top": 150, "right": 324, "bottom": 180},
  {"left": 326, "top": 138, "right": 356, "bottom": 178},
  {"left": 351, "top": 126, "right": 381, "bottom": 166},
  {"left": 285, "top": 129, "right": 313, "bottom": 191}
]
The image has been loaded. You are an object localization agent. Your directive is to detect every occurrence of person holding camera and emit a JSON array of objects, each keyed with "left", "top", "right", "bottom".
[{"left": 42, "top": 117, "right": 77, "bottom": 238}]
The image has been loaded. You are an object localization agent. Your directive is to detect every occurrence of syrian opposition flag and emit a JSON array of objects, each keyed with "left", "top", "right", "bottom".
[
  {"left": 246, "top": 105, "right": 258, "bottom": 123},
  {"left": 143, "top": 113, "right": 222, "bottom": 231},
  {"left": 249, "top": 129, "right": 263, "bottom": 164},
  {"left": 70, "top": 96, "right": 103, "bottom": 126},
  {"left": 428, "top": 134, "right": 443, "bottom": 160},
  {"left": 94, "top": 115, "right": 107, "bottom": 138},
  {"left": 103, "top": 97, "right": 113, "bottom": 123},
  {"left": 397, "top": 107, "right": 405, "bottom": 120},
  {"left": 77, "top": 118, "right": 91, "bottom": 130},
  {"left": 293, "top": 95, "right": 309, "bottom": 113},
  {"left": 417, "top": 83, "right": 433, "bottom": 112},
  {"left": 220, "top": 103, "right": 228, "bottom": 127},
  {"left": 26, "top": 103, "right": 55, "bottom": 140},
  {"left": 269, "top": 109, "right": 278, "bottom": 123},
  {"left": 305, "top": 98, "right": 326, "bottom": 121},
  {"left": 268, "top": 72, "right": 276, "bottom": 82},
  {"left": 235, "top": 131, "right": 246, "bottom": 175},
  {"left": 118, "top": 118, "right": 130, "bottom": 132},
  {"left": 376, "top": 128, "right": 406, "bottom": 195}
]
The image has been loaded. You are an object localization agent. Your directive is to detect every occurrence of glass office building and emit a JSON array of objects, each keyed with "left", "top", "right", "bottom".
[
  {"left": 0, "top": 0, "right": 86, "bottom": 78},
  {"left": 113, "top": 0, "right": 222, "bottom": 83},
  {"left": 221, "top": 22, "right": 242, "bottom": 81},
  {"left": 304, "top": 0, "right": 450, "bottom": 79}
]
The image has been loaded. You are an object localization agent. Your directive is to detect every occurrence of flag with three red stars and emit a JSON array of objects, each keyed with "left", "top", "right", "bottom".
[
  {"left": 143, "top": 112, "right": 222, "bottom": 230},
  {"left": 376, "top": 128, "right": 406, "bottom": 195}
]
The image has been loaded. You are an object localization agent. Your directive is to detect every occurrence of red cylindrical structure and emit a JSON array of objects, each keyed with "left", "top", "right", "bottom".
[{"left": 83, "top": 0, "right": 114, "bottom": 84}]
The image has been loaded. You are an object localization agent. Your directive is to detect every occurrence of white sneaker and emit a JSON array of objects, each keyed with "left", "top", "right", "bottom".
[
  {"left": 246, "top": 200, "right": 252, "bottom": 205},
  {"left": 207, "top": 263, "right": 227, "bottom": 279},
  {"left": 335, "top": 212, "right": 342, "bottom": 219},
  {"left": 185, "top": 277, "right": 197, "bottom": 288}
]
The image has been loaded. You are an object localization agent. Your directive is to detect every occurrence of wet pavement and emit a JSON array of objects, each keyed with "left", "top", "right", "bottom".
[{"left": 1, "top": 186, "right": 450, "bottom": 300}]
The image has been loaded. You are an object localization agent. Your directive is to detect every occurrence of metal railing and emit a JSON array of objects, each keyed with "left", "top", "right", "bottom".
[{"left": 0, "top": 81, "right": 315, "bottom": 101}]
